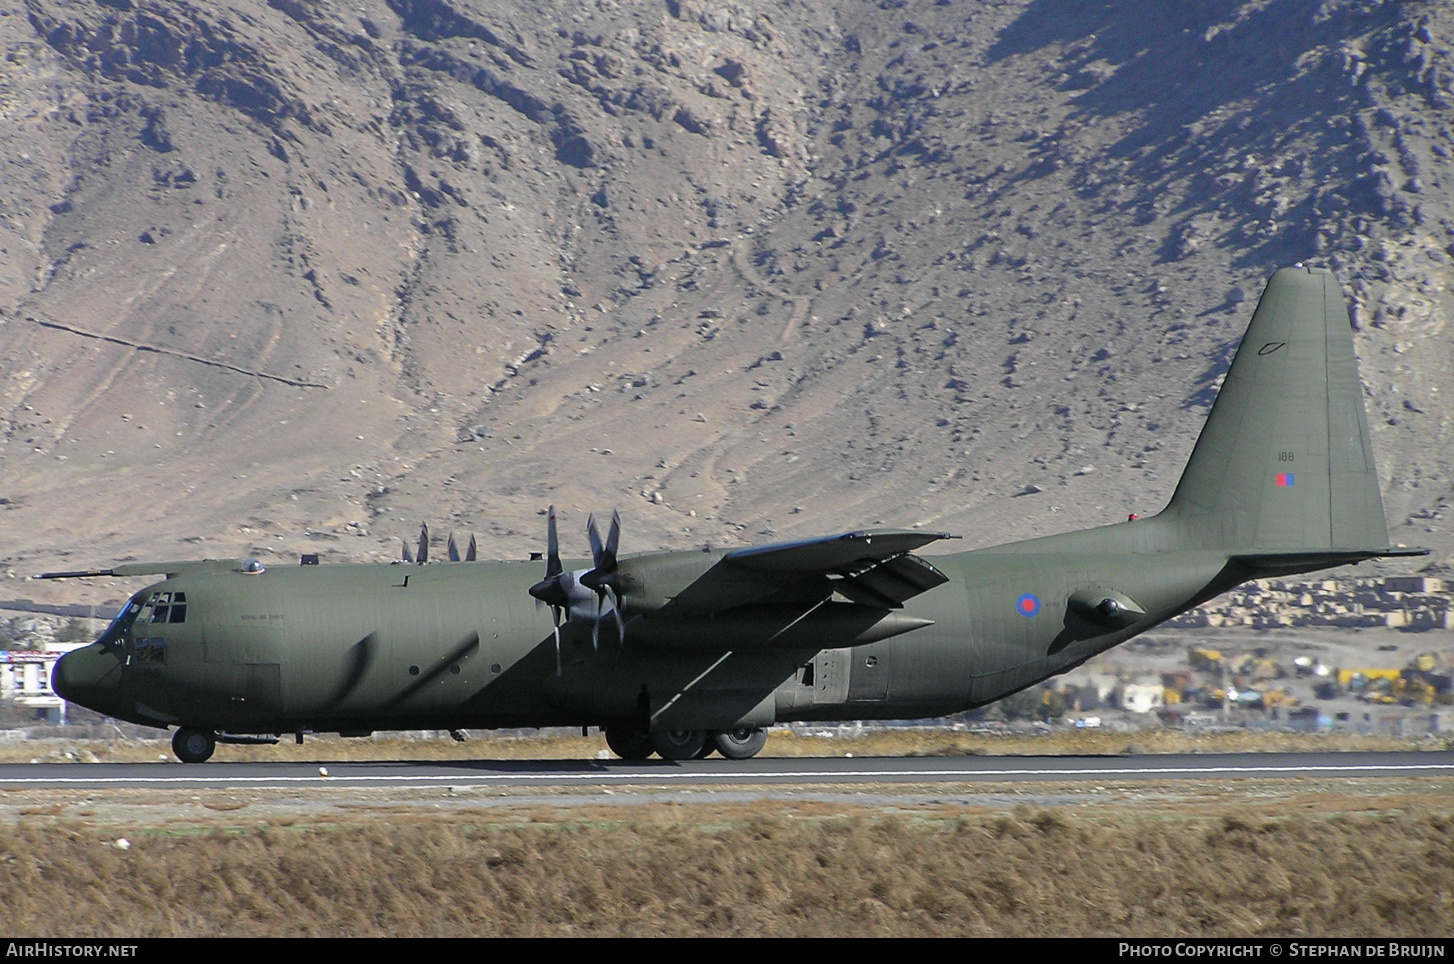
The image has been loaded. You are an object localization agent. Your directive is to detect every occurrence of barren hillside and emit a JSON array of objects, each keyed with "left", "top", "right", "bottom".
[{"left": 2, "top": 0, "right": 1452, "bottom": 604}]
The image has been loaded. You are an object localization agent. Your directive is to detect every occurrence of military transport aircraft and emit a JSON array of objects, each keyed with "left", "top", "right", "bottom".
[{"left": 47, "top": 266, "right": 1424, "bottom": 762}]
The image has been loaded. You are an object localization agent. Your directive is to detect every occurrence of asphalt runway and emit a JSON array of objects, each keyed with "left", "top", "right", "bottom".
[{"left": 3, "top": 750, "right": 1451, "bottom": 791}]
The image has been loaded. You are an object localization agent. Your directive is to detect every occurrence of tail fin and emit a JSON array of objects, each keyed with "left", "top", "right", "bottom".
[{"left": 1165, "top": 265, "right": 1398, "bottom": 556}]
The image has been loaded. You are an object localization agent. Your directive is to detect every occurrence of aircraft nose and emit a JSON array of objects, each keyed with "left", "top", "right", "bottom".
[
  {"left": 51, "top": 644, "right": 122, "bottom": 711},
  {"left": 50, "top": 650, "right": 81, "bottom": 702}
]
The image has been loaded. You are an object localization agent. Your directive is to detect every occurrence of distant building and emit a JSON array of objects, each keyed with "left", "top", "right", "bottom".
[
  {"left": 1167, "top": 574, "right": 1451, "bottom": 632},
  {"left": 1383, "top": 575, "right": 1444, "bottom": 595},
  {"left": 1117, "top": 681, "right": 1165, "bottom": 714},
  {"left": 1, "top": 645, "right": 86, "bottom": 724}
]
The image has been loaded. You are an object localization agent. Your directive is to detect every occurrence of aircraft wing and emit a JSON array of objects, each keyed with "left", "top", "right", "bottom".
[{"left": 650, "top": 529, "right": 955, "bottom": 617}]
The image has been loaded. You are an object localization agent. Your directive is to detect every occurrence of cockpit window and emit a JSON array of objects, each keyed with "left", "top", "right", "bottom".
[
  {"left": 143, "top": 591, "right": 187, "bottom": 625},
  {"left": 95, "top": 590, "right": 149, "bottom": 653}
]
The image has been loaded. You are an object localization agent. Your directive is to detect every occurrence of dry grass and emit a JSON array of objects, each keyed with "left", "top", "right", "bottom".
[
  {"left": 1, "top": 798, "right": 1450, "bottom": 937},
  {"left": 10, "top": 726, "right": 1445, "bottom": 765},
  {"left": 7, "top": 728, "right": 1448, "bottom": 936}
]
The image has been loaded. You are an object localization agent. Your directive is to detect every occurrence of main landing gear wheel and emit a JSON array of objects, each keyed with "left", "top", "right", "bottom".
[
  {"left": 172, "top": 727, "right": 216, "bottom": 764},
  {"left": 650, "top": 728, "right": 707, "bottom": 761},
  {"left": 712, "top": 727, "right": 767, "bottom": 760},
  {"left": 604, "top": 723, "right": 654, "bottom": 761}
]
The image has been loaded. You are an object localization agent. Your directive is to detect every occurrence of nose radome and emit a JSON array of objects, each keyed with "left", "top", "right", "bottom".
[
  {"left": 50, "top": 650, "right": 79, "bottom": 702},
  {"left": 51, "top": 646, "right": 120, "bottom": 712}
]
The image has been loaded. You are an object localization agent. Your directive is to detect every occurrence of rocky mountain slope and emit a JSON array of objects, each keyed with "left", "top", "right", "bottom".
[{"left": 2, "top": 0, "right": 1452, "bottom": 604}]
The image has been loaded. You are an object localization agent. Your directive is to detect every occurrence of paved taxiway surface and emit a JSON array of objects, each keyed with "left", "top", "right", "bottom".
[{"left": 3, "top": 751, "right": 1451, "bottom": 791}]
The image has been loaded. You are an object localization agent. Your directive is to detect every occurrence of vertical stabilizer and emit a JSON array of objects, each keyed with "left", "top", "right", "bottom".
[{"left": 1164, "top": 266, "right": 1389, "bottom": 552}]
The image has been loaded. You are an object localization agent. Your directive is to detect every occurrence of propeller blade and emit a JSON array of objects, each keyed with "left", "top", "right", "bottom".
[
  {"left": 582, "top": 509, "right": 623, "bottom": 648},
  {"left": 606, "top": 584, "right": 625, "bottom": 642},
  {"left": 529, "top": 508, "right": 569, "bottom": 609},
  {"left": 552, "top": 606, "right": 562, "bottom": 676},
  {"left": 604, "top": 510, "right": 620, "bottom": 569},
  {"left": 586, "top": 509, "right": 620, "bottom": 573},
  {"left": 465, "top": 534, "right": 477, "bottom": 562},
  {"left": 417, "top": 523, "right": 429, "bottom": 564},
  {"left": 591, "top": 591, "right": 601, "bottom": 653},
  {"left": 546, "top": 506, "right": 561, "bottom": 578},
  {"left": 527, "top": 507, "right": 571, "bottom": 668},
  {"left": 447, "top": 533, "right": 460, "bottom": 562},
  {"left": 586, "top": 513, "right": 603, "bottom": 568}
]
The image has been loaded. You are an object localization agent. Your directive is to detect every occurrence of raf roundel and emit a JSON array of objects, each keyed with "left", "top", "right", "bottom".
[{"left": 1015, "top": 593, "right": 1040, "bottom": 618}]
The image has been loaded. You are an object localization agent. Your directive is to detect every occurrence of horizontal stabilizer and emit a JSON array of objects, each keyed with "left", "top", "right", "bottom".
[{"left": 1233, "top": 546, "right": 1429, "bottom": 579}]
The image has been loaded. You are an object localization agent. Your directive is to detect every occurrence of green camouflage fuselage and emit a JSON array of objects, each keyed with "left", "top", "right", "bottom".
[{"left": 55, "top": 519, "right": 1275, "bottom": 735}]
